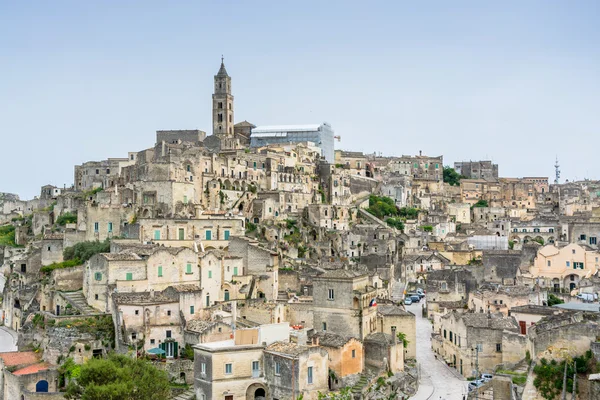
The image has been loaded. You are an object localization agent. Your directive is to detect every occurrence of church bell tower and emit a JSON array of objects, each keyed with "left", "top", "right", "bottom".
[{"left": 212, "top": 57, "right": 234, "bottom": 136}]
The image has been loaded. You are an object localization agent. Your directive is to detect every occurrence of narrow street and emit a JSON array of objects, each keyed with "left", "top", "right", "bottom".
[
  {"left": 0, "top": 326, "right": 18, "bottom": 353},
  {"left": 407, "top": 301, "right": 467, "bottom": 400}
]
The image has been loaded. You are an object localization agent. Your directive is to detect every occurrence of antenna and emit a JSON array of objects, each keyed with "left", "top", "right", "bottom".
[{"left": 554, "top": 156, "right": 561, "bottom": 185}]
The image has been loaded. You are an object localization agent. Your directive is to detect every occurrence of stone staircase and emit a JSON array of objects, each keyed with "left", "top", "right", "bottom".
[
  {"left": 60, "top": 291, "right": 98, "bottom": 314},
  {"left": 351, "top": 374, "right": 369, "bottom": 396},
  {"left": 277, "top": 290, "right": 290, "bottom": 302},
  {"left": 171, "top": 389, "right": 195, "bottom": 400},
  {"left": 391, "top": 280, "right": 406, "bottom": 302}
]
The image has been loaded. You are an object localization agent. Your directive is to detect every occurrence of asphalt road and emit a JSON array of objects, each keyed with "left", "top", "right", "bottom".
[{"left": 408, "top": 300, "right": 467, "bottom": 400}]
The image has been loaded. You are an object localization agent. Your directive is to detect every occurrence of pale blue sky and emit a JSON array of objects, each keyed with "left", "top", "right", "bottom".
[{"left": 1, "top": 1, "right": 599, "bottom": 199}]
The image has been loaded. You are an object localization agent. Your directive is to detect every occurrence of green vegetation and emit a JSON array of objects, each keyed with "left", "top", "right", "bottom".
[
  {"left": 386, "top": 217, "right": 404, "bottom": 231},
  {"left": 248, "top": 184, "right": 257, "bottom": 194},
  {"left": 472, "top": 199, "right": 489, "bottom": 208},
  {"left": 533, "top": 352, "right": 596, "bottom": 399},
  {"left": 318, "top": 387, "right": 352, "bottom": 399},
  {"left": 366, "top": 195, "right": 398, "bottom": 219},
  {"left": 245, "top": 221, "right": 257, "bottom": 234},
  {"left": 508, "top": 240, "right": 515, "bottom": 250},
  {"left": 57, "top": 212, "right": 78, "bottom": 226},
  {"left": 81, "top": 187, "right": 104, "bottom": 199},
  {"left": 63, "top": 239, "right": 110, "bottom": 263},
  {"left": 396, "top": 332, "right": 409, "bottom": 348},
  {"left": 56, "top": 316, "right": 115, "bottom": 349},
  {"left": 420, "top": 225, "right": 433, "bottom": 233},
  {"left": 398, "top": 207, "right": 420, "bottom": 219},
  {"left": 334, "top": 163, "right": 345, "bottom": 168},
  {"left": 443, "top": 166, "right": 465, "bottom": 186},
  {"left": 297, "top": 245, "right": 307, "bottom": 258},
  {"left": 40, "top": 259, "right": 82, "bottom": 274},
  {"left": 533, "top": 237, "right": 545, "bottom": 245},
  {"left": 64, "top": 353, "right": 170, "bottom": 400},
  {"left": 496, "top": 369, "right": 527, "bottom": 385},
  {"left": 0, "top": 224, "right": 17, "bottom": 247},
  {"left": 547, "top": 293, "right": 564, "bottom": 306},
  {"left": 181, "top": 344, "right": 194, "bottom": 360}
]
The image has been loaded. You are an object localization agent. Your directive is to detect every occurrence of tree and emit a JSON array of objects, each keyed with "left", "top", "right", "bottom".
[
  {"left": 56, "top": 212, "right": 78, "bottom": 226},
  {"left": 443, "top": 166, "right": 465, "bottom": 186},
  {"left": 386, "top": 217, "right": 404, "bottom": 231},
  {"left": 472, "top": 199, "right": 489, "bottom": 208},
  {"left": 396, "top": 332, "right": 409, "bottom": 348},
  {"left": 547, "top": 293, "right": 564, "bottom": 306},
  {"left": 65, "top": 354, "right": 170, "bottom": 400},
  {"left": 63, "top": 239, "right": 111, "bottom": 263}
]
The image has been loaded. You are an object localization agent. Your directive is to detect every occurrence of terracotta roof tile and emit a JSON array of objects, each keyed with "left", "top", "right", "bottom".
[
  {"left": 13, "top": 362, "right": 50, "bottom": 375},
  {"left": 0, "top": 351, "right": 39, "bottom": 367}
]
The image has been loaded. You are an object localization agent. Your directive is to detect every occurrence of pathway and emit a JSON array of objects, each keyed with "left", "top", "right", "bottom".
[{"left": 408, "top": 300, "right": 467, "bottom": 400}]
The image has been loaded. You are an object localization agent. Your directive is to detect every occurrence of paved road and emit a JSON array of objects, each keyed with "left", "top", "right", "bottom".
[
  {"left": 0, "top": 326, "right": 18, "bottom": 353},
  {"left": 408, "top": 301, "right": 467, "bottom": 400}
]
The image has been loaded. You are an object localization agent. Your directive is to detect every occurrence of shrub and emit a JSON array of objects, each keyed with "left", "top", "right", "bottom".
[
  {"left": 56, "top": 212, "right": 77, "bottom": 226},
  {"left": 472, "top": 199, "right": 489, "bottom": 208},
  {"left": 63, "top": 239, "right": 110, "bottom": 263},
  {"left": 40, "top": 259, "right": 82, "bottom": 274}
]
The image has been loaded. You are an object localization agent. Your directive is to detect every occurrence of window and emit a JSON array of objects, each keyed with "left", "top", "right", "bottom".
[
  {"left": 183, "top": 196, "right": 188, "bottom": 204},
  {"left": 574, "top": 262, "right": 584, "bottom": 269},
  {"left": 225, "top": 363, "right": 232, "bottom": 374},
  {"left": 186, "top": 164, "right": 191, "bottom": 172},
  {"left": 150, "top": 339, "right": 155, "bottom": 344},
  {"left": 167, "top": 310, "right": 171, "bottom": 316},
  {"left": 190, "top": 306, "right": 195, "bottom": 314},
  {"left": 352, "top": 349, "right": 356, "bottom": 358},
  {"left": 308, "top": 366, "right": 313, "bottom": 384},
  {"left": 224, "top": 230, "right": 230, "bottom": 240},
  {"left": 201, "top": 363, "right": 206, "bottom": 374},
  {"left": 449, "top": 331, "right": 453, "bottom": 341},
  {"left": 580, "top": 234, "right": 587, "bottom": 241},
  {"left": 205, "top": 230, "right": 212, "bottom": 240},
  {"left": 252, "top": 361, "right": 259, "bottom": 377},
  {"left": 322, "top": 322, "right": 327, "bottom": 331},
  {"left": 95, "top": 272, "right": 102, "bottom": 281},
  {"left": 443, "top": 330, "right": 447, "bottom": 339},
  {"left": 496, "top": 343, "right": 502, "bottom": 352},
  {"left": 154, "top": 230, "right": 160, "bottom": 240},
  {"left": 233, "top": 266, "right": 238, "bottom": 276},
  {"left": 547, "top": 260, "right": 551, "bottom": 267},
  {"left": 166, "top": 330, "right": 172, "bottom": 338},
  {"left": 590, "top": 237, "right": 597, "bottom": 245},
  {"left": 572, "top": 249, "right": 576, "bottom": 254},
  {"left": 108, "top": 222, "right": 113, "bottom": 233},
  {"left": 186, "top": 263, "right": 192, "bottom": 274},
  {"left": 94, "top": 222, "right": 99, "bottom": 233},
  {"left": 158, "top": 266, "right": 163, "bottom": 277},
  {"left": 126, "top": 273, "right": 132, "bottom": 281},
  {"left": 132, "top": 333, "right": 137, "bottom": 340},
  {"left": 95, "top": 169, "right": 99, "bottom": 174},
  {"left": 566, "top": 262, "right": 570, "bottom": 267},
  {"left": 178, "top": 228, "right": 184, "bottom": 240},
  {"left": 135, "top": 310, "right": 139, "bottom": 315},
  {"left": 275, "top": 362, "right": 281, "bottom": 375},
  {"left": 208, "top": 270, "right": 212, "bottom": 279},
  {"left": 218, "top": 114, "right": 223, "bottom": 122},
  {"left": 328, "top": 289, "right": 334, "bottom": 300},
  {"left": 218, "top": 102, "right": 223, "bottom": 109},
  {"left": 476, "top": 343, "right": 483, "bottom": 352},
  {"left": 106, "top": 169, "right": 110, "bottom": 174}
]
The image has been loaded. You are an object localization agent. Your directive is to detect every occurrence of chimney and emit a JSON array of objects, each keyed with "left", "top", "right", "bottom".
[
  {"left": 149, "top": 289, "right": 154, "bottom": 298},
  {"left": 391, "top": 326, "right": 397, "bottom": 345},
  {"left": 419, "top": 150, "right": 422, "bottom": 156},
  {"left": 312, "top": 336, "right": 319, "bottom": 346}
]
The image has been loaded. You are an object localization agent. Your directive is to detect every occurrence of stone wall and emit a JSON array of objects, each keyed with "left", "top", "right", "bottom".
[
  {"left": 285, "top": 303, "right": 315, "bottom": 328},
  {"left": 154, "top": 358, "right": 194, "bottom": 384},
  {"left": 501, "top": 330, "right": 527, "bottom": 365},
  {"left": 50, "top": 265, "right": 84, "bottom": 291}
]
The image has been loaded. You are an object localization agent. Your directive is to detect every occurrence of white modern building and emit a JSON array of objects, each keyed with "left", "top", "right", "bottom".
[{"left": 250, "top": 123, "right": 335, "bottom": 163}]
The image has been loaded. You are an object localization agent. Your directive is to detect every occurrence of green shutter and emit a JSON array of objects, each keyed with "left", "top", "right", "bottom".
[
  {"left": 158, "top": 266, "right": 163, "bottom": 277},
  {"left": 224, "top": 230, "right": 230, "bottom": 240},
  {"left": 233, "top": 267, "right": 238, "bottom": 276},
  {"left": 154, "top": 230, "right": 160, "bottom": 240},
  {"left": 186, "top": 263, "right": 192, "bottom": 274},
  {"left": 174, "top": 342, "right": 178, "bottom": 358},
  {"left": 206, "top": 230, "right": 212, "bottom": 240},
  {"left": 208, "top": 270, "right": 212, "bottom": 279},
  {"left": 126, "top": 273, "right": 132, "bottom": 281}
]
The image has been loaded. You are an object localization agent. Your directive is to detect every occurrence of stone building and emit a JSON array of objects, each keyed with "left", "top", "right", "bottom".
[
  {"left": 0, "top": 351, "right": 60, "bottom": 399},
  {"left": 363, "top": 331, "right": 404, "bottom": 373},
  {"left": 454, "top": 160, "right": 498, "bottom": 180},
  {"left": 376, "top": 304, "right": 417, "bottom": 359},
  {"left": 433, "top": 312, "right": 519, "bottom": 377},
  {"left": 312, "top": 269, "right": 378, "bottom": 339},
  {"left": 525, "top": 243, "right": 600, "bottom": 291},
  {"left": 308, "top": 332, "right": 364, "bottom": 387},
  {"left": 263, "top": 341, "right": 329, "bottom": 400},
  {"left": 468, "top": 285, "right": 548, "bottom": 316}
]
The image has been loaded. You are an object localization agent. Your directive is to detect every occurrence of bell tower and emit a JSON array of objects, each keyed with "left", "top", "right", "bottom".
[{"left": 212, "top": 56, "right": 234, "bottom": 136}]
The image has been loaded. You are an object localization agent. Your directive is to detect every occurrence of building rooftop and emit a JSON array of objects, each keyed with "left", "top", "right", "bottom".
[
  {"left": 377, "top": 304, "right": 413, "bottom": 317},
  {"left": 510, "top": 305, "right": 567, "bottom": 316},
  {"left": 0, "top": 351, "right": 39, "bottom": 367},
  {"left": 445, "top": 312, "right": 519, "bottom": 330},
  {"left": 309, "top": 332, "right": 355, "bottom": 348},
  {"left": 186, "top": 319, "right": 229, "bottom": 334},
  {"left": 13, "top": 362, "right": 50, "bottom": 376},
  {"left": 553, "top": 302, "right": 600, "bottom": 313},
  {"left": 252, "top": 124, "right": 324, "bottom": 134},
  {"left": 265, "top": 341, "right": 310, "bottom": 356}
]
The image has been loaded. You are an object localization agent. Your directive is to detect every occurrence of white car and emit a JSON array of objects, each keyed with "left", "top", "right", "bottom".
[
  {"left": 481, "top": 374, "right": 493, "bottom": 382},
  {"left": 468, "top": 379, "right": 485, "bottom": 391}
]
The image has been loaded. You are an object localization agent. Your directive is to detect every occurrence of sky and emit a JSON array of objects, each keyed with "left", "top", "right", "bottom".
[{"left": 1, "top": 1, "right": 599, "bottom": 199}]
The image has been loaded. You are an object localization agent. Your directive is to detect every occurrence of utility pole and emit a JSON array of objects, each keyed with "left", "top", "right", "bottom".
[
  {"left": 561, "top": 361, "right": 568, "bottom": 400},
  {"left": 472, "top": 344, "right": 480, "bottom": 400},
  {"left": 572, "top": 361, "right": 577, "bottom": 399}
]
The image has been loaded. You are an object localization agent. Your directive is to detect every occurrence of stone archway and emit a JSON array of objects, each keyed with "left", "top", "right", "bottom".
[{"left": 246, "top": 383, "right": 268, "bottom": 400}]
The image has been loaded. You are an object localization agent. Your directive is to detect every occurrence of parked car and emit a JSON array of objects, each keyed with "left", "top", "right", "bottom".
[
  {"left": 576, "top": 293, "right": 597, "bottom": 302},
  {"left": 410, "top": 295, "right": 420, "bottom": 303},
  {"left": 404, "top": 297, "right": 413, "bottom": 305},
  {"left": 481, "top": 374, "right": 493, "bottom": 382},
  {"left": 468, "top": 379, "right": 485, "bottom": 391}
]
